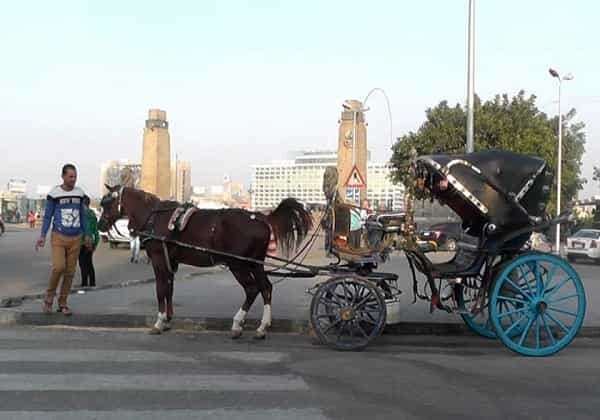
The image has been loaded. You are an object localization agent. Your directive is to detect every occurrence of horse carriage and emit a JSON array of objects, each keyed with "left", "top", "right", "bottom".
[
  {"left": 309, "top": 150, "right": 586, "bottom": 356},
  {"left": 98, "top": 150, "right": 585, "bottom": 357}
]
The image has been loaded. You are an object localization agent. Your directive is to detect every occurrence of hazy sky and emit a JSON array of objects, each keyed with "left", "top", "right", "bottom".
[{"left": 1, "top": 0, "right": 598, "bottom": 198}]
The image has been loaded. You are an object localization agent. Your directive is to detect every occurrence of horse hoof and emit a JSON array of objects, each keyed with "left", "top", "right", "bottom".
[
  {"left": 162, "top": 323, "right": 172, "bottom": 332},
  {"left": 253, "top": 332, "right": 267, "bottom": 340},
  {"left": 148, "top": 327, "right": 162, "bottom": 335},
  {"left": 231, "top": 329, "right": 243, "bottom": 339}
]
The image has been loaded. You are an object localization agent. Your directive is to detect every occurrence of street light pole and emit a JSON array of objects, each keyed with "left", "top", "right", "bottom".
[
  {"left": 363, "top": 87, "right": 394, "bottom": 147},
  {"left": 466, "top": 0, "right": 475, "bottom": 153},
  {"left": 556, "top": 80, "right": 562, "bottom": 256},
  {"left": 549, "top": 68, "right": 573, "bottom": 255}
]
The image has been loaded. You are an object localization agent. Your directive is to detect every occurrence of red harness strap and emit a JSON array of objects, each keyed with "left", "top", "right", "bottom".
[{"left": 267, "top": 225, "right": 277, "bottom": 257}]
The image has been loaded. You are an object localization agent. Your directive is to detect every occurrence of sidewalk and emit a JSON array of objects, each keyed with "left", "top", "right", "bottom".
[
  {"left": 2, "top": 254, "right": 599, "bottom": 336},
  {"left": 0, "top": 273, "right": 468, "bottom": 335}
]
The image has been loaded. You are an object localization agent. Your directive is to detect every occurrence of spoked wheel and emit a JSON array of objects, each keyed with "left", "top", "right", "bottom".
[
  {"left": 489, "top": 253, "right": 586, "bottom": 356},
  {"left": 455, "top": 282, "right": 495, "bottom": 338},
  {"left": 310, "top": 276, "right": 386, "bottom": 351},
  {"left": 456, "top": 279, "right": 526, "bottom": 339}
]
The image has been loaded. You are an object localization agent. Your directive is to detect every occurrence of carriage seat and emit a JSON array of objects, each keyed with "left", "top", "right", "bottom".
[{"left": 429, "top": 240, "right": 485, "bottom": 278}]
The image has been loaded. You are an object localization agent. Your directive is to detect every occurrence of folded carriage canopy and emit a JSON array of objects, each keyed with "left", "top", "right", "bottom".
[{"left": 416, "top": 150, "right": 554, "bottom": 237}]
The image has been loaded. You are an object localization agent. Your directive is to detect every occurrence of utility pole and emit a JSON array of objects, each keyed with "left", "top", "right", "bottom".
[
  {"left": 549, "top": 68, "right": 573, "bottom": 255},
  {"left": 466, "top": 0, "right": 475, "bottom": 153}
]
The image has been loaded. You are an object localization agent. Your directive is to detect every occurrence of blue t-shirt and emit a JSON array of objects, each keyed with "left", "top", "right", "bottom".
[{"left": 40, "top": 185, "right": 88, "bottom": 237}]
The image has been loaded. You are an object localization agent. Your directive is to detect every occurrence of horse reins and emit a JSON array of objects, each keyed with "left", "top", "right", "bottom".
[{"left": 108, "top": 188, "right": 324, "bottom": 279}]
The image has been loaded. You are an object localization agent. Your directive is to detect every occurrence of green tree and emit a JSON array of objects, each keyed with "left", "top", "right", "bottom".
[{"left": 390, "top": 90, "right": 586, "bottom": 214}]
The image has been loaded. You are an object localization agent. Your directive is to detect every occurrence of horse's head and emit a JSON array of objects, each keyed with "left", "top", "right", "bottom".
[{"left": 98, "top": 184, "right": 124, "bottom": 232}]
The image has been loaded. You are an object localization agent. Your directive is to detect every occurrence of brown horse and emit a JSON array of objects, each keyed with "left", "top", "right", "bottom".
[{"left": 97, "top": 185, "right": 312, "bottom": 338}]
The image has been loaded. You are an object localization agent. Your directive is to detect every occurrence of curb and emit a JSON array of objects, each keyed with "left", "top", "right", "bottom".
[
  {"left": 2, "top": 310, "right": 600, "bottom": 338},
  {"left": 0, "top": 279, "right": 155, "bottom": 309},
  {"left": 0, "top": 311, "right": 312, "bottom": 333}
]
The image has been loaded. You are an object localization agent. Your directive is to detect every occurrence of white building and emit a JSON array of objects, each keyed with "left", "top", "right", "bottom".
[
  {"left": 193, "top": 186, "right": 206, "bottom": 195},
  {"left": 573, "top": 197, "right": 599, "bottom": 220},
  {"left": 210, "top": 185, "right": 224, "bottom": 195},
  {"left": 171, "top": 160, "right": 192, "bottom": 202},
  {"left": 251, "top": 151, "right": 404, "bottom": 210},
  {"left": 7, "top": 179, "right": 26, "bottom": 195},
  {"left": 100, "top": 160, "right": 142, "bottom": 195}
]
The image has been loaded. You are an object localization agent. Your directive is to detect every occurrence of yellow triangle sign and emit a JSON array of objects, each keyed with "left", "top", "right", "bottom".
[{"left": 344, "top": 165, "right": 366, "bottom": 188}]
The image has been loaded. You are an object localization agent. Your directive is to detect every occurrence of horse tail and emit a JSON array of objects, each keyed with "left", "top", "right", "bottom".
[{"left": 267, "top": 198, "right": 313, "bottom": 255}]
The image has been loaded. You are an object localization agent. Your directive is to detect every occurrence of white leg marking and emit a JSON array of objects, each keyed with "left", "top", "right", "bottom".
[
  {"left": 154, "top": 312, "right": 167, "bottom": 331},
  {"left": 257, "top": 304, "right": 272, "bottom": 334},
  {"left": 232, "top": 308, "right": 247, "bottom": 332}
]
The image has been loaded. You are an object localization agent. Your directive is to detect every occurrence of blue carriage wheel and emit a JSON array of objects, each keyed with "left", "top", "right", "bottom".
[
  {"left": 489, "top": 254, "right": 586, "bottom": 356},
  {"left": 456, "top": 283, "right": 525, "bottom": 339},
  {"left": 456, "top": 283, "right": 496, "bottom": 338}
]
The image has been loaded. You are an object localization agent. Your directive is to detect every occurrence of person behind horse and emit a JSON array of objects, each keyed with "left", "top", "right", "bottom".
[
  {"left": 349, "top": 199, "right": 371, "bottom": 249},
  {"left": 35, "top": 163, "right": 91, "bottom": 316},
  {"left": 78, "top": 195, "right": 99, "bottom": 288},
  {"left": 348, "top": 205, "right": 362, "bottom": 249}
]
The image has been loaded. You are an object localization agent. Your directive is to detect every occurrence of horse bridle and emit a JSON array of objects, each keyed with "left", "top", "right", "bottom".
[
  {"left": 101, "top": 187, "right": 126, "bottom": 236},
  {"left": 103, "top": 188, "right": 173, "bottom": 237}
]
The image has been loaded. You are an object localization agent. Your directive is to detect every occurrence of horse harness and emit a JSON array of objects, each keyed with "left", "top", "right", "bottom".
[
  {"left": 133, "top": 202, "right": 218, "bottom": 275},
  {"left": 105, "top": 188, "right": 274, "bottom": 275}
]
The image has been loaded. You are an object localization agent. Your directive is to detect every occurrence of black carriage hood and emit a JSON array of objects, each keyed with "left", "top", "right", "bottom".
[
  {"left": 418, "top": 151, "right": 546, "bottom": 194},
  {"left": 416, "top": 150, "right": 553, "bottom": 236}
]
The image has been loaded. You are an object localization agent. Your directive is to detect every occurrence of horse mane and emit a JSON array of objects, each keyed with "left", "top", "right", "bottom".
[
  {"left": 125, "top": 187, "right": 159, "bottom": 205},
  {"left": 119, "top": 187, "right": 161, "bottom": 233}
]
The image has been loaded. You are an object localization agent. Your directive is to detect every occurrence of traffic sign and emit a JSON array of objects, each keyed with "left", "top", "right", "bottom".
[
  {"left": 344, "top": 165, "right": 366, "bottom": 188},
  {"left": 345, "top": 187, "right": 360, "bottom": 204}
]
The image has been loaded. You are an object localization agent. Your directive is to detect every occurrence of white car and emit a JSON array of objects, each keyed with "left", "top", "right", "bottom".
[
  {"left": 99, "top": 218, "right": 132, "bottom": 249},
  {"left": 566, "top": 229, "right": 600, "bottom": 263}
]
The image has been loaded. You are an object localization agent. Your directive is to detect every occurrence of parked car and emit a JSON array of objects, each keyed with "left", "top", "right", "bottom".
[
  {"left": 99, "top": 218, "right": 132, "bottom": 248},
  {"left": 418, "top": 222, "right": 477, "bottom": 251},
  {"left": 566, "top": 229, "right": 600, "bottom": 263}
]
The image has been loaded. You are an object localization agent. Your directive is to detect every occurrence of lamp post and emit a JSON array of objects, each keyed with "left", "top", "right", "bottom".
[
  {"left": 362, "top": 88, "right": 394, "bottom": 148},
  {"left": 466, "top": 0, "right": 475, "bottom": 153},
  {"left": 548, "top": 67, "right": 573, "bottom": 255}
]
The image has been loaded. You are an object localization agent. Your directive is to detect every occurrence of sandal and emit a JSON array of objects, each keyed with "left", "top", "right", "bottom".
[
  {"left": 57, "top": 306, "right": 73, "bottom": 316},
  {"left": 42, "top": 300, "right": 53, "bottom": 314}
]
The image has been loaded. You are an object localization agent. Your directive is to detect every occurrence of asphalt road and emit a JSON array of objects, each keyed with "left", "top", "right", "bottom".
[
  {"left": 0, "top": 326, "right": 598, "bottom": 420},
  {"left": 3, "top": 226, "right": 600, "bottom": 299},
  {"left": 0, "top": 227, "right": 196, "bottom": 297}
]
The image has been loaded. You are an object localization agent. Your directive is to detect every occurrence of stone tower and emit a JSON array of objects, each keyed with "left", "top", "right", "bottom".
[
  {"left": 141, "top": 109, "right": 171, "bottom": 199},
  {"left": 337, "top": 100, "right": 367, "bottom": 205}
]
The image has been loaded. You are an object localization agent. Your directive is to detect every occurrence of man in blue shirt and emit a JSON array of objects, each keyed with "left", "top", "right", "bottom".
[{"left": 35, "top": 164, "right": 90, "bottom": 315}]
